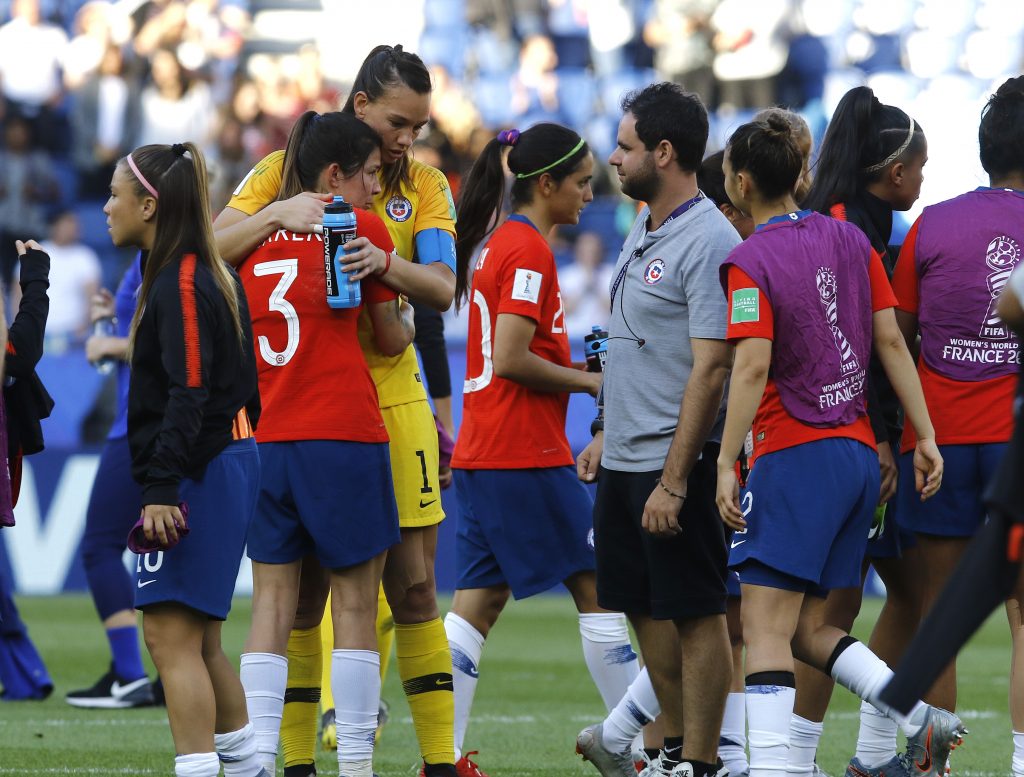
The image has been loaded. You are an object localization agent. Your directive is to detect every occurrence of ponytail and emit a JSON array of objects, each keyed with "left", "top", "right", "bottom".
[
  {"left": 454, "top": 137, "right": 506, "bottom": 308},
  {"left": 454, "top": 123, "right": 589, "bottom": 308},
  {"left": 979, "top": 76, "right": 1024, "bottom": 179},
  {"left": 804, "top": 86, "right": 925, "bottom": 212}
]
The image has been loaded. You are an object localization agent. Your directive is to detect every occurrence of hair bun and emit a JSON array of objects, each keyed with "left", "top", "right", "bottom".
[
  {"left": 764, "top": 114, "right": 791, "bottom": 136},
  {"left": 497, "top": 129, "right": 521, "bottom": 146}
]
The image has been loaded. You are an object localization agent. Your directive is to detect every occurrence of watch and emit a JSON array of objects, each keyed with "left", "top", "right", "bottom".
[{"left": 590, "top": 415, "right": 604, "bottom": 436}]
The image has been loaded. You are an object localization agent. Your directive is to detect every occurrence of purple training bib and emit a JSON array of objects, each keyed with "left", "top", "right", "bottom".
[
  {"left": 723, "top": 211, "right": 873, "bottom": 428},
  {"left": 914, "top": 188, "right": 1023, "bottom": 382}
]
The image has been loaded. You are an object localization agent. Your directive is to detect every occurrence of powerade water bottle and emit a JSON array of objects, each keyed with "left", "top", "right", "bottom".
[
  {"left": 92, "top": 316, "right": 116, "bottom": 375},
  {"left": 584, "top": 325, "right": 609, "bottom": 373},
  {"left": 324, "top": 195, "right": 360, "bottom": 309}
]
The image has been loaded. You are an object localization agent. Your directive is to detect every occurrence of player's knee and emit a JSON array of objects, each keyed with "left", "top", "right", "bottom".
[{"left": 390, "top": 579, "right": 439, "bottom": 623}]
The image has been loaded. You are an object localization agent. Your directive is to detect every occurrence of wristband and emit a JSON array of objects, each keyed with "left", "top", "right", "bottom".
[
  {"left": 590, "top": 415, "right": 604, "bottom": 436},
  {"left": 656, "top": 477, "right": 685, "bottom": 500},
  {"left": 380, "top": 251, "right": 392, "bottom": 276}
]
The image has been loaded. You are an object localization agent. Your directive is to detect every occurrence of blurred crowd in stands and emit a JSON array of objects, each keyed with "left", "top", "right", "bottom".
[{"left": 1, "top": 0, "right": 1021, "bottom": 444}]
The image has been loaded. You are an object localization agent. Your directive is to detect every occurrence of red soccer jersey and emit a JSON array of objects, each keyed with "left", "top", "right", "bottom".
[
  {"left": 239, "top": 209, "right": 397, "bottom": 444},
  {"left": 725, "top": 254, "right": 896, "bottom": 464},
  {"left": 891, "top": 217, "right": 1017, "bottom": 451},
  {"left": 451, "top": 217, "right": 574, "bottom": 469}
]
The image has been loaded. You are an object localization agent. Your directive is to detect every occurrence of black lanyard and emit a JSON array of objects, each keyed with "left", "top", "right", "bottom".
[{"left": 611, "top": 193, "right": 704, "bottom": 309}]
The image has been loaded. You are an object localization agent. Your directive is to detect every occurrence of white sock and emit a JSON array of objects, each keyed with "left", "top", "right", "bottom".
[
  {"left": 579, "top": 612, "right": 640, "bottom": 712},
  {"left": 239, "top": 652, "right": 287, "bottom": 774},
  {"left": 332, "top": 649, "right": 380, "bottom": 769},
  {"left": 174, "top": 752, "right": 220, "bottom": 777},
  {"left": 603, "top": 666, "right": 660, "bottom": 753},
  {"left": 337, "top": 758, "right": 374, "bottom": 777},
  {"left": 1013, "top": 730, "right": 1024, "bottom": 776},
  {"left": 215, "top": 722, "right": 264, "bottom": 776},
  {"left": 787, "top": 714, "right": 822, "bottom": 776},
  {"left": 720, "top": 691, "right": 748, "bottom": 774},
  {"left": 446, "top": 611, "right": 485, "bottom": 761},
  {"left": 828, "top": 639, "right": 928, "bottom": 736},
  {"left": 855, "top": 699, "right": 898, "bottom": 768},
  {"left": 746, "top": 682, "right": 795, "bottom": 777}
]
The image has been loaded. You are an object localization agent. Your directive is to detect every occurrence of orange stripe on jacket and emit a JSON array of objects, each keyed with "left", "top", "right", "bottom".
[
  {"left": 231, "top": 408, "right": 253, "bottom": 440},
  {"left": 829, "top": 203, "right": 848, "bottom": 222},
  {"left": 178, "top": 255, "right": 201, "bottom": 388}
]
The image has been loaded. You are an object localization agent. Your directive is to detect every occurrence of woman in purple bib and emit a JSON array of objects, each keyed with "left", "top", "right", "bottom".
[
  {"left": 890, "top": 76, "right": 1024, "bottom": 766},
  {"left": 715, "top": 115, "right": 959, "bottom": 777},
  {"left": 796, "top": 85, "right": 929, "bottom": 775}
]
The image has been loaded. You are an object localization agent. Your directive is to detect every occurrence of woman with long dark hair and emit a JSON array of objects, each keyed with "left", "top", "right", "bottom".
[
  {"left": 106, "top": 142, "right": 262, "bottom": 777},
  {"left": 214, "top": 45, "right": 461, "bottom": 777},
  {"left": 237, "top": 110, "right": 414, "bottom": 777},
  {"left": 447, "top": 123, "right": 639, "bottom": 767}
]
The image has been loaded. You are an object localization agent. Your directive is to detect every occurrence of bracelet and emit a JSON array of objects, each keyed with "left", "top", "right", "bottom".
[
  {"left": 656, "top": 477, "right": 685, "bottom": 500},
  {"left": 380, "top": 251, "right": 392, "bottom": 276}
]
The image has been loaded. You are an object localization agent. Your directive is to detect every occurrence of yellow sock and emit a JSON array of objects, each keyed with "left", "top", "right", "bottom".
[
  {"left": 377, "top": 585, "right": 395, "bottom": 682},
  {"left": 395, "top": 619, "right": 455, "bottom": 766},
  {"left": 280, "top": 625, "right": 321, "bottom": 769},
  {"left": 319, "top": 599, "right": 335, "bottom": 712}
]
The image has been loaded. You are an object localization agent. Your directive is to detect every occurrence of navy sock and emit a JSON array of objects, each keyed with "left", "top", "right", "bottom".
[{"left": 107, "top": 626, "right": 146, "bottom": 681}]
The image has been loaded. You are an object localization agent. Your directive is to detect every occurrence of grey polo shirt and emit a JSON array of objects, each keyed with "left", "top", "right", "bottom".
[{"left": 601, "top": 196, "right": 740, "bottom": 472}]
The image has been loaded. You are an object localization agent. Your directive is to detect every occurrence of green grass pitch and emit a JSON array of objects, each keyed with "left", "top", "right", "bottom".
[{"left": 0, "top": 594, "right": 1014, "bottom": 775}]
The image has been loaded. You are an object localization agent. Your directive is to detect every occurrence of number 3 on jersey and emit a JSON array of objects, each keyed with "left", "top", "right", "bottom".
[{"left": 254, "top": 259, "right": 299, "bottom": 366}]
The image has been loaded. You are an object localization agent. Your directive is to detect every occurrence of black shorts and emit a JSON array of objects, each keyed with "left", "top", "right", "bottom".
[{"left": 594, "top": 444, "right": 727, "bottom": 621}]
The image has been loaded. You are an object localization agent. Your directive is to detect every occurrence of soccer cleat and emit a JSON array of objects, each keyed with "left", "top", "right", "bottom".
[
  {"left": 65, "top": 665, "right": 154, "bottom": 709},
  {"left": 904, "top": 706, "right": 966, "bottom": 777},
  {"left": 283, "top": 766, "right": 316, "bottom": 777},
  {"left": 640, "top": 756, "right": 728, "bottom": 776},
  {"left": 419, "top": 753, "right": 487, "bottom": 777},
  {"left": 845, "top": 754, "right": 916, "bottom": 777},
  {"left": 320, "top": 707, "right": 336, "bottom": 750},
  {"left": 577, "top": 724, "right": 637, "bottom": 777}
]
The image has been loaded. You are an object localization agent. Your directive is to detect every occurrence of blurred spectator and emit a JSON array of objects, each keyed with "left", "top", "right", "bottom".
[
  {"left": 71, "top": 42, "right": 141, "bottom": 199},
  {"left": 293, "top": 44, "right": 340, "bottom": 115},
  {"left": 644, "top": 0, "right": 717, "bottom": 106},
  {"left": 0, "top": 115, "right": 59, "bottom": 286},
  {"left": 511, "top": 34, "right": 561, "bottom": 122},
  {"left": 558, "top": 231, "right": 614, "bottom": 339},
  {"left": 32, "top": 211, "right": 101, "bottom": 342},
  {"left": 136, "top": 47, "right": 216, "bottom": 147},
  {"left": 429, "top": 65, "right": 481, "bottom": 155},
  {"left": 63, "top": 1, "right": 117, "bottom": 91},
  {"left": 0, "top": 0, "right": 70, "bottom": 151},
  {"left": 208, "top": 114, "right": 252, "bottom": 213},
  {"left": 711, "top": 0, "right": 792, "bottom": 109}
]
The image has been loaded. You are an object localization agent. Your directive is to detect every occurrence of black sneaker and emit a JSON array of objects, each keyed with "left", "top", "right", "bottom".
[{"left": 65, "top": 665, "right": 155, "bottom": 709}]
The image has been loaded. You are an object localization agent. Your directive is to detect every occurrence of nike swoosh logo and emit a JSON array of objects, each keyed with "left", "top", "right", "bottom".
[
  {"left": 419, "top": 499, "right": 437, "bottom": 508},
  {"left": 730, "top": 539, "right": 746, "bottom": 549},
  {"left": 434, "top": 678, "right": 453, "bottom": 689},
  {"left": 137, "top": 579, "right": 157, "bottom": 588},
  {"left": 915, "top": 725, "right": 932, "bottom": 772}
]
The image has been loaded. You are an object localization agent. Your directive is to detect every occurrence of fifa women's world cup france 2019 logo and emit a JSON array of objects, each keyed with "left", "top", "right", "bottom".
[
  {"left": 816, "top": 267, "right": 860, "bottom": 376},
  {"left": 981, "top": 235, "right": 1021, "bottom": 341}
]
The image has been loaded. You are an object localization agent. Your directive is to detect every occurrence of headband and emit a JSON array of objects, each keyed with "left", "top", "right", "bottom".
[
  {"left": 863, "top": 118, "right": 917, "bottom": 173},
  {"left": 497, "top": 129, "right": 520, "bottom": 146},
  {"left": 514, "top": 137, "right": 586, "bottom": 179},
  {"left": 126, "top": 153, "right": 158, "bottom": 199}
]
